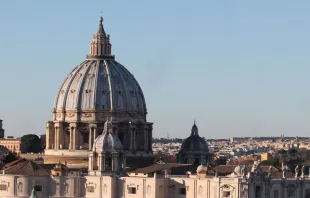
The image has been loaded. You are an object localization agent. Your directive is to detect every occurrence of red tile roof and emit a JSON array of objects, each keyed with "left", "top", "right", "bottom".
[{"left": 3, "top": 158, "right": 49, "bottom": 176}]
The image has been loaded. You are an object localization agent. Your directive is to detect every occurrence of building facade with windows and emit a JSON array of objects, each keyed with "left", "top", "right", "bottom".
[{"left": 1, "top": 120, "right": 310, "bottom": 197}]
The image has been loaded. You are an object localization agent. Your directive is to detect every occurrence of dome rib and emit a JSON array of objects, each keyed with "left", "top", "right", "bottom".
[
  {"left": 80, "top": 60, "right": 98, "bottom": 109},
  {"left": 111, "top": 61, "right": 130, "bottom": 111},
  {"left": 118, "top": 63, "right": 147, "bottom": 112},
  {"left": 104, "top": 60, "right": 114, "bottom": 111},
  {"left": 75, "top": 61, "right": 93, "bottom": 110},
  {"left": 55, "top": 63, "right": 85, "bottom": 109},
  {"left": 92, "top": 60, "right": 100, "bottom": 109}
]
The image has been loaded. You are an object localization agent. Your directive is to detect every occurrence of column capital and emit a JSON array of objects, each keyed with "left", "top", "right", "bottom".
[
  {"left": 69, "top": 122, "right": 78, "bottom": 128},
  {"left": 89, "top": 123, "right": 97, "bottom": 128},
  {"left": 54, "top": 122, "right": 63, "bottom": 128},
  {"left": 98, "top": 152, "right": 105, "bottom": 157}
]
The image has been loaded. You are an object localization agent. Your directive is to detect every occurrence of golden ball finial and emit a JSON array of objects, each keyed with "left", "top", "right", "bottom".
[{"left": 99, "top": 16, "right": 103, "bottom": 23}]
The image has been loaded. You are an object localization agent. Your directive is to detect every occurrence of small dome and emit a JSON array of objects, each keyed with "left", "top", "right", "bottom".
[
  {"left": 93, "top": 120, "right": 122, "bottom": 152},
  {"left": 180, "top": 122, "right": 208, "bottom": 152},
  {"left": 196, "top": 164, "right": 208, "bottom": 173}
]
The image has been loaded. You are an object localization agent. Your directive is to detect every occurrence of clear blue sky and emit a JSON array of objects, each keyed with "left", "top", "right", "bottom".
[{"left": 1, "top": 1, "right": 310, "bottom": 139}]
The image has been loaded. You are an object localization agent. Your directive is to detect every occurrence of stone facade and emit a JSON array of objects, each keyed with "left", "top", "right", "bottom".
[
  {"left": 0, "top": 136, "right": 22, "bottom": 154},
  {"left": 2, "top": 169, "right": 310, "bottom": 198}
]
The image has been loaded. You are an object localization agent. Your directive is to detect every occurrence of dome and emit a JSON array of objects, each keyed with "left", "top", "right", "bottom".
[
  {"left": 196, "top": 164, "right": 208, "bottom": 173},
  {"left": 180, "top": 122, "right": 209, "bottom": 152},
  {"left": 92, "top": 120, "right": 122, "bottom": 152},
  {"left": 53, "top": 17, "right": 147, "bottom": 122}
]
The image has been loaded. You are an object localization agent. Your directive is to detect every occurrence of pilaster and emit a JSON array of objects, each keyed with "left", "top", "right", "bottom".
[
  {"left": 54, "top": 126, "right": 59, "bottom": 149},
  {"left": 89, "top": 127, "right": 93, "bottom": 150},
  {"left": 69, "top": 123, "right": 78, "bottom": 150},
  {"left": 144, "top": 125, "right": 149, "bottom": 151},
  {"left": 89, "top": 152, "right": 94, "bottom": 171}
]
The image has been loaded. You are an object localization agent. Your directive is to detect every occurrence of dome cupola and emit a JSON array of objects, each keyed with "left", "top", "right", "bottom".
[
  {"left": 177, "top": 121, "right": 211, "bottom": 165},
  {"left": 52, "top": 16, "right": 147, "bottom": 122},
  {"left": 92, "top": 120, "right": 122, "bottom": 153},
  {"left": 180, "top": 121, "right": 209, "bottom": 152}
]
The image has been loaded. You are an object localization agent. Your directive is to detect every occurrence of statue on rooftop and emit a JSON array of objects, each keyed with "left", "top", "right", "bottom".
[
  {"left": 268, "top": 165, "right": 273, "bottom": 178},
  {"left": 301, "top": 165, "right": 306, "bottom": 178},
  {"left": 295, "top": 165, "right": 300, "bottom": 178},
  {"left": 283, "top": 166, "right": 288, "bottom": 179}
]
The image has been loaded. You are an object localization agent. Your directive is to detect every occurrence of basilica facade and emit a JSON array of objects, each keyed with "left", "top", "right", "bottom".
[{"left": 45, "top": 16, "right": 153, "bottom": 166}]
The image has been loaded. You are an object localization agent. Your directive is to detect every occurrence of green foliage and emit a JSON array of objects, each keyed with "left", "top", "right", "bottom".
[
  {"left": 278, "top": 149, "right": 287, "bottom": 154},
  {"left": 21, "top": 134, "right": 40, "bottom": 142},
  {"left": 287, "top": 148, "right": 298, "bottom": 155},
  {"left": 3, "top": 152, "right": 18, "bottom": 164},
  {"left": 21, "top": 134, "right": 42, "bottom": 153},
  {"left": 261, "top": 160, "right": 280, "bottom": 168}
]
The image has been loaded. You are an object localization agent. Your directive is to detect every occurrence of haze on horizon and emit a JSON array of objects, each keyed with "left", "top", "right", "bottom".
[{"left": 0, "top": 0, "right": 310, "bottom": 139}]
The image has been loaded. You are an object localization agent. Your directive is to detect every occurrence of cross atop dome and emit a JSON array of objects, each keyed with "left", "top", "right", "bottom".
[{"left": 87, "top": 16, "right": 114, "bottom": 60}]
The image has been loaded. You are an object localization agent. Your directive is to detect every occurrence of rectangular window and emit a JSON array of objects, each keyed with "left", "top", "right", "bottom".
[
  {"left": 34, "top": 185, "right": 42, "bottom": 191},
  {"left": 255, "top": 186, "right": 261, "bottom": 197},
  {"left": 288, "top": 189, "right": 294, "bottom": 196},
  {"left": 83, "top": 134, "right": 89, "bottom": 144},
  {"left": 223, "top": 191, "right": 231, "bottom": 197},
  {"left": 0, "top": 184, "right": 7, "bottom": 191},
  {"left": 274, "top": 190, "right": 278, "bottom": 198},
  {"left": 128, "top": 187, "right": 136, "bottom": 194},
  {"left": 179, "top": 188, "right": 186, "bottom": 195},
  {"left": 87, "top": 186, "right": 95, "bottom": 192}
]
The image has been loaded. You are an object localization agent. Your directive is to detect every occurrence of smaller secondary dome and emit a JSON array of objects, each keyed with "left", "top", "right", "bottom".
[
  {"left": 93, "top": 120, "right": 122, "bottom": 152},
  {"left": 180, "top": 122, "right": 209, "bottom": 152},
  {"left": 196, "top": 164, "right": 208, "bottom": 173}
]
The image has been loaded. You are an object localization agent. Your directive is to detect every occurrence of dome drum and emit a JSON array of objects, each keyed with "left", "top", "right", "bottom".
[{"left": 53, "top": 110, "right": 146, "bottom": 123}]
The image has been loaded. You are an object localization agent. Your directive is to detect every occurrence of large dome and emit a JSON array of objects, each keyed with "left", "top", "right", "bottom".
[
  {"left": 53, "top": 59, "right": 146, "bottom": 114},
  {"left": 45, "top": 17, "right": 154, "bottom": 167},
  {"left": 52, "top": 17, "right": 147, "bottom": 122}
]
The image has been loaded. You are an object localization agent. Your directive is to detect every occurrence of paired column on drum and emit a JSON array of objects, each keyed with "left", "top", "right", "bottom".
[
  {"left": 54, "top": 122, "right": 64, "bottom": 150},
  {"left": 129, "top": 123, "right": 136, "bottom": 151},
  {"left": 144, "top": 126, "right": 149, "bottom": 151},
  {"left": 89, "top": 124, "right": 98, "bottom": 150},
  {"left": 69, "top": 123, "right": 79, "bottom": 150},
  {"left": 98, "top": 153, "right": 105, "bottom": 171},
  {"left": 46, "top": 121, "right": 54, "bottom": 149}
]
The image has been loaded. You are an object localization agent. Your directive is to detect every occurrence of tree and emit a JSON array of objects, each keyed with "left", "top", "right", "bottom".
[
  {"left": 21, "top": 134, "right": 42, "bottom": 153},
  {"left": 2, "top": 152, "right": 18, "bottom": 164}
]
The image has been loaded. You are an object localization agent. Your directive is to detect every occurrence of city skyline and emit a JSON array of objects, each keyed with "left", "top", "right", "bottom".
[{"left": 1, "top": 1, "right": 310, "bottom": 138}]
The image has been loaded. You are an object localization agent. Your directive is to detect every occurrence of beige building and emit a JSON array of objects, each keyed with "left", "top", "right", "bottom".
[
  {"left": 0, "top": 136, "right": 22, "bottom": 154},
  {"left": 260, "top": 152, "right": 273, "bottom": 161},
  {"left": 1, "top": 119, "right": 310, "bottom": 197}
]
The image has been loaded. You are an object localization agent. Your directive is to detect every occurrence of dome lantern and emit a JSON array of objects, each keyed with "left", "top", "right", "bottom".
[{"left": 87, "top": 16, "right": 114, "bottom": 60}]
